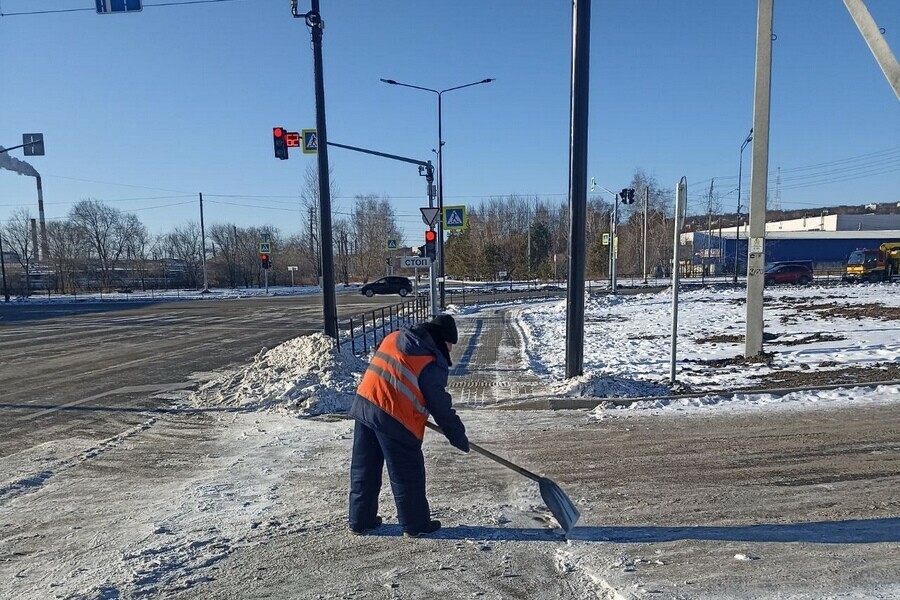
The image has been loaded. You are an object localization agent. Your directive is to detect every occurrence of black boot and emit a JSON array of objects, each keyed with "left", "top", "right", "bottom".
[
  {"left": 403, "top": 520, "right": 441, "bottom": 538},
  {"left": 349, "top": 516, "right": 383, "bottom": 535}
]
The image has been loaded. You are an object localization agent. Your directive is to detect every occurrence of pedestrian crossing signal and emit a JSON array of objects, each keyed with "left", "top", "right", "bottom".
[{"left": 261, "top": 253, "right": 271, "bottom": 269}]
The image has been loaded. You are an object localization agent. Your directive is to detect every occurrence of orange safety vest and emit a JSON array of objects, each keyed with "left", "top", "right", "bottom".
[{"left": 356, "top": 331, "right": 436, "bottom": 440}]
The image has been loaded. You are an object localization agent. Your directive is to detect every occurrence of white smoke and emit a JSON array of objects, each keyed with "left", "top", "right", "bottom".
[{"left": 0, "top": 146, "right": 39, "bottom": 178}]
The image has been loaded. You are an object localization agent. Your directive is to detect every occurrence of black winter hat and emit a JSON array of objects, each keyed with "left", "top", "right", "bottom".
[{"left": 426, "top": 314, "right": 458, "bottom": 345}]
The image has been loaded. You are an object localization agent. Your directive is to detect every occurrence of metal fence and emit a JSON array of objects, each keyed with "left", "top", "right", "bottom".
[
  {"left": 337, "top": 288, "right": 567, "bottom": 355},
  {"left": 338, "top": 296, "right": 430, "bottom": 355}
]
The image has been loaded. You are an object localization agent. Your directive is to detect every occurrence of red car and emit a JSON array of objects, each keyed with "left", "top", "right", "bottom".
[{"left": 764, "top": 264, "right": 814, "bottom": 285}]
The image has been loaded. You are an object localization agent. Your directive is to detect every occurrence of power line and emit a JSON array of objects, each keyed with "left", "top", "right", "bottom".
[{"left": 0, "top": 0, "right": 246, "bottom": 17}]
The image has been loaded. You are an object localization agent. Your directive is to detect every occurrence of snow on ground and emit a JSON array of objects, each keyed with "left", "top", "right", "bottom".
[
  {"left": 4, "top": 297, "right": 900, "bottom": 599},
  {"left": 2, "top": 284, "right": 360, "bottom": 304},
  {"left": 515, "top": 283, "right": 900, "bottom": 401}
]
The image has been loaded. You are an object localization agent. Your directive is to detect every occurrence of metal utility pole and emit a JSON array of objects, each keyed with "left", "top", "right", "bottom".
[
  {"left": 610, "top": 193, "right": 619, "bottom": 294},
  {"left": 0, "top": 231, "right": 9, "bottom": 302},
  {"left": 295, "top": 0, "right": 337, "bottom": 339},
  {"left": 745, "top": 0, "right": 774, "bottom": 358},
  {"left": 199, "top": 193, "right": 209, "bottom": 293},
  {"left": 564, "top": 0, "right": 591, "bottom": 379},
  {"left": 379, "top": 77, "right": 494, "bottom": 310},
  {"left": 324, "top": 140, "right": 438, "bottom": 316},
  {"left": 642, "top": 187, "right": 649, "bottom": 283},
  {"left": 703, "top": 179, "right": 714, "bottom": 284}
]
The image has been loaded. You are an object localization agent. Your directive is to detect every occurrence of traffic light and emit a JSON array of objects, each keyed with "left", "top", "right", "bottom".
[
  {"left": 621, "top": 188, "right": 628, "bottom": 203},
  {"left": 627, "top": 188, "right": 636, "bottom": 203},
  {"left": 424, "top": 229, "right": 436, "bottom": 260},
  {"left": 273, "top": 127, "right": 289, "bottom": 160},
  {"left": 261, "top": 253, "right": 271, "bottom": 269}
]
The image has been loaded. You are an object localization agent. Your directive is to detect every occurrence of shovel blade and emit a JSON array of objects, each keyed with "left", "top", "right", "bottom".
[{"left": 538, "top": 477, "right": 580, "bottom": 535}]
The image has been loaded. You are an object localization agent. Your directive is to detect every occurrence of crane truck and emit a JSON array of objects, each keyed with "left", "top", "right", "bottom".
[{"left": 843, "top": 242, "right": 900, "bottom": 283}]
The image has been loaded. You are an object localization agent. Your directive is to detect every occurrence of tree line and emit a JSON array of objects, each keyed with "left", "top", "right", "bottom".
[{"left": 1, "top": 168, "right": 680, "bottom": 295}]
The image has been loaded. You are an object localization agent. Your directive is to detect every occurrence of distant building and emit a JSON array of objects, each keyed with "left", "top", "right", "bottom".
[{"left": 682, "top": 213, "right": 900, "bottom": 274}]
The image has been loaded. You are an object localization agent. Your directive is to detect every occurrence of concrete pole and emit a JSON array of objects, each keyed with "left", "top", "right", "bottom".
[
  {"left": 843, "top": 0, "right": 900, "bottom": 99},
  {"left": 642, "top": 187, "right": 648, "bottom": 283},
  {"left": 670, "top": 177, "right": 687, "bottom": 385},
  {"left": 745, "top": 0, "right": 774, "bottom": 358}
]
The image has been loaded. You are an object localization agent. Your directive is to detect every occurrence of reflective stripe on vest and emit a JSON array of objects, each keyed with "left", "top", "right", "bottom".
[{"left": 356, "top": 331, "right": 436, "bottom": 439}]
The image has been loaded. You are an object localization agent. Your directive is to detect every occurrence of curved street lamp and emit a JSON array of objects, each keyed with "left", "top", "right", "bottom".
[
  {"left": 380, "top": 77, "right": 495, "bottom": 309},
  {"left": 734, "top": 128, "right": 753, "bottom": 284}
]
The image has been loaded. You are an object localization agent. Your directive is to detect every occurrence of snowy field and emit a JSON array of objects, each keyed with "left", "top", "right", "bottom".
[
  {"left": 2, "top": 284, "right": 900, "bottom": 599},
  {"left": 513, "top": 283, "right": 900, "bottom": 411}
]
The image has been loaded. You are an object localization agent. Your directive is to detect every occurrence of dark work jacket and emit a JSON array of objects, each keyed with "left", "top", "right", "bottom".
[{"left": 350, "top": 325, "right": 467, "bottom": 448}]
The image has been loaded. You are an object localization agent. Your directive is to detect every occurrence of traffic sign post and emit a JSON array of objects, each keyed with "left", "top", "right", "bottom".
[
  {"left": 401, "top": 256, "right": 431, "bottom": 269},
  {"left": 302, "top": 129, "right": 318, "bottom": 154},
  {"left": 22, "top": 134, "right": 44, "bottom": 156},
  {"left": 442, "top": 205, "right": 467, "bottom": 230},
  {"left": 96, "top": 0, "right": 142, "bottom": 14},
  {"left": 420, "top": 207, "right": 440, "bottom": 227},
  {"left": 288, "top": 265, "right": 298, "bottom": 287}
]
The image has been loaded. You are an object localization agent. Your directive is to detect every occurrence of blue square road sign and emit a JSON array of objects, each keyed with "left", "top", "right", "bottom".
[{"left": 96, "top": 0, "right": 143, "bottom": 13}]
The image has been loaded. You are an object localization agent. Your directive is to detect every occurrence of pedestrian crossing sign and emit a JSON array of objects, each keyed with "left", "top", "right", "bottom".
[
  {"left": 302, "top": 129, "right": 318, "bottom": 154},
  {"left": 387, "top": 239, "right": 399, "bottom": 250},
  {"left": 442, "top": 206, "right": 467, "bottom": 230}
]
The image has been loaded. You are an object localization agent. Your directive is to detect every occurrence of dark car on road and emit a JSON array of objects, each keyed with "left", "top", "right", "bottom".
[
  {"left": 764, "top": 263, "right": 814, "bottom": 285},
  {"left": 360, "top": 276, "right": 413, "bottom": 298}
]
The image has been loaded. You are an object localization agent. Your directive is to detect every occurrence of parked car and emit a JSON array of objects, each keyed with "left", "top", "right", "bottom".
[
  {"left": 360, "top": 276, "right": 413, "bottom": 298},
  {"left": 764, "top": 264, "right": 813, "bottom": 285}
]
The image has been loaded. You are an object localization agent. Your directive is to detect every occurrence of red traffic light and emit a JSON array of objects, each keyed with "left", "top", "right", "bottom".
[
  {"left": 260, "top": 254, "right": 268, "bottom": 260},
  {"left": 273, "top": 127, "right": 284, "bottom": 138},
  {"left": 425, "top": 230, "right": 436, "bottom": 242}
]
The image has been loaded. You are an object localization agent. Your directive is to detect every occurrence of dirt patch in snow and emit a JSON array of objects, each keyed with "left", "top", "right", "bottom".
[
  {"left": 789, "top": 302, "right": 900, "bottom": 321},
  {"left": 690, "top": 352, "right": 777, "bottom": 368},
  {"left": 748, "top": 361, "right": 900, "bottom": 388}
]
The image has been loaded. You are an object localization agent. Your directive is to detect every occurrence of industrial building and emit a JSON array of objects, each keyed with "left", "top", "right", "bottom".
[{"left": 683, "top": 213, "right": 900, "bottom": 275}]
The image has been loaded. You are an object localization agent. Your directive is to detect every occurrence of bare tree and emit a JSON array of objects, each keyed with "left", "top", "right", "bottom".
[
  {"left": 300, "top": 162, "right": 340, "bottom": 279},
  {"left": 69, "top": 200, "right": 138, "bottom": 289},
  {"left": 166, "top": 221, "right": 204, "bottom": 288},
  {"left": 3, "top": 208, "right": 34, "bottom": 295},
  {"left": 351, "top": 195, "right": 402, "bottom": 282},
  {"left": 46, "top": 220, "right": 88, "bottom": 294}
]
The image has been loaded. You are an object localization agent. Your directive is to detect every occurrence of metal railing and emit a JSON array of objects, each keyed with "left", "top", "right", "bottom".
[{"left": 338, "top": 296, "right": 430, "bottom": 355}]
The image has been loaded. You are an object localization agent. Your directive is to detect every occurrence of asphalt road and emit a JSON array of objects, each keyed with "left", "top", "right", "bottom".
[{"left": 0, "top": 292, "right": 408, "bottom": 460}]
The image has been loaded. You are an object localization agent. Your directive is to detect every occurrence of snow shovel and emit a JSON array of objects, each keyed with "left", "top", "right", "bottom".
[{"left": 425, "top": 421, "right": 580, "bottom": 534}]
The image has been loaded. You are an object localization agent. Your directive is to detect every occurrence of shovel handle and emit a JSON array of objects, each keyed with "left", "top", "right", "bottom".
[{"left": 425, "top": 421, "right": 542, "bottom": 483}]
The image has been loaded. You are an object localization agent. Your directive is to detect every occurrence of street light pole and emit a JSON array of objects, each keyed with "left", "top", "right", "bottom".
[
  {"left": 380, "top": 77, "right": 494, "bottom": 309},
  {"left": 734, "top": 128, "right": 753, "bottom": 284}
]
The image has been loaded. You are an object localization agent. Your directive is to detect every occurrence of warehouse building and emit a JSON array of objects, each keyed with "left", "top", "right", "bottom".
[{"left": 683, "top": 213, "right": 900, "bottom": 275}]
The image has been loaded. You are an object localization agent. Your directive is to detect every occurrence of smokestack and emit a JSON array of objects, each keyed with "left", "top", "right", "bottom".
[
  {"left": 36, "top": 176, "right": 49, "bottom": 261},
  {"left": 30, "top": 219, "right": 39, "bottom": 263},
  {"left": 0, "top": 147, "right": 47, "bottom": 261}
]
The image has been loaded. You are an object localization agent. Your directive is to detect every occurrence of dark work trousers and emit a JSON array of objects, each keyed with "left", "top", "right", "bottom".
[{"left": 348, "top": 420, "right": 431, "bottom": 532}]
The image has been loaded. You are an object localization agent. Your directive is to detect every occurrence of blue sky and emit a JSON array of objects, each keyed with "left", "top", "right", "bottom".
[{"left": 1, "top": 0, "right": 898, "bottom": 244}]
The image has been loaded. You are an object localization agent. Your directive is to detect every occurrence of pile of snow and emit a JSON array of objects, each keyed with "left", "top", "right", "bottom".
[
  {"left": 553, "top": 373, "right": 671, "bottom": 398},
  {"left": 190, "top": 333, "right": 365, "bottom": 416}
]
